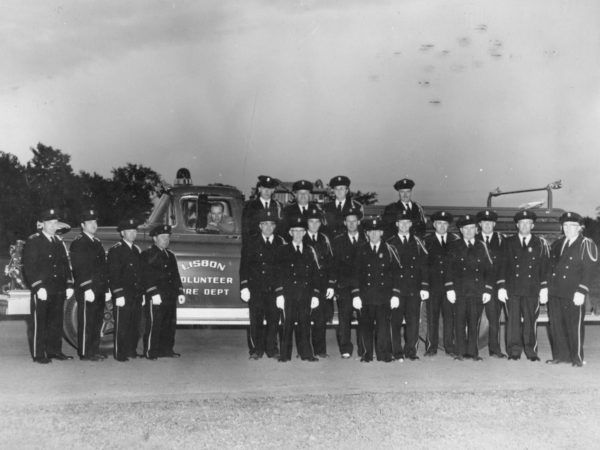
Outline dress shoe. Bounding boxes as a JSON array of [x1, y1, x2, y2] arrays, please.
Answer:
[[380, 357, 393, 363], [407, 355, 420, 361], [360, 357, 372, 363], [490, 352, 507, 359], [34, 357, 52, 364], [528, 356, 540, 362], [508, 355, 521, 361], [278, 357, 290, 363], [80, 355, 100, 361], [472, 356, 483, 361], [341, 353, 351, 359], [424, 350, 437, 357], [545, 359, 562, 364], [164, 352, 181, 358], [572, 361, 583, 367], [301, 356, 319, 362], [146, 355, 158, 361], [393, 355, 405, 361], [463, 355, 473, 360], [249, 354, 260, 360], [94, 353, 107, 360], [454, 355, 464, 361], [266, 352, 280, 359], [317, 353, 329, 358], [48, 353, 73, 360], [115, 356, 129, 362]]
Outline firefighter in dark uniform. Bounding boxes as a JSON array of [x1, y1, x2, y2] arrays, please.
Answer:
[[239, 210, 286, 359], [497, 210, 550, 361], [476, 209, 508, 358], [280, 180, 322, 236], [424, 211, 460, 356], [351, 217, 401, 362], [322, 175, 364, 238], [386, 210, 429, 361], [304, 207, 335, 357], [382, 178, 427, 239], [22, 208, 74, 363], [274, 217, 321, 362], [547, 212, 598, 367], [445, 215, 494, 361], [142, 224, 185, 360], [69, 209, 108, 361], [107, 218, 143, 362], [241, 175, 283, 240], [332, 207, 366, 358]]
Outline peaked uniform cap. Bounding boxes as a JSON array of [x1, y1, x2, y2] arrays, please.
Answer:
[[363, 217, 384, 231], [457, 214, 477, 227], [149, 224, 172, 237], [431, 211, 453, 223], [289, 217, 308, 230], [329, 175, 350, 188], [40, 208, 61, 221], [117, 218, 139, 232], [344, 207, 363, 220], [306, 208, 323, 220], [80, 209, 99, 222], [513, 210, 537, 223], [559, 211, 583, 224], [476, 209, 498, 222], [257, 175, 278, 189], [292, 180, 313, 192], [393, 178, 415, 191], [258, 210, 278, 223], [396, 209, 413, 221]]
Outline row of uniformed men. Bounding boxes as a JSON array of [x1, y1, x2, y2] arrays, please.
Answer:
[[22, 209, 183, 364], [240, 175, 598, 366]]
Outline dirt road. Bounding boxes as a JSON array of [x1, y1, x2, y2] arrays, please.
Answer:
[[1, 319, 599, 448]]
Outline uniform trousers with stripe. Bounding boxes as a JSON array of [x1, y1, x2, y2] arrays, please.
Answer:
[[425, 289, 456, 354], [279, 289, 313, 360], [454, 295, 484, 357], [76, 287, 105, 357], [484, 291, 505, 355], [547, 295, 585, 364], [310, 292, 330, 356], [357, 304, 391, 361], [144, 295, 177, 358], [335, 287, 361, 356], [31, 289, 65, 358], [506, 295, 539, 358], [247, 288, 279, 357], [390, 295, 421, 359], [114, 295, 142, 359]]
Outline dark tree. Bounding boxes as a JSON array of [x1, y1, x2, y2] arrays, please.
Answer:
[[353, 190, 378, 205], [110, 163, 166, 222], [0, 151, 32, 248]]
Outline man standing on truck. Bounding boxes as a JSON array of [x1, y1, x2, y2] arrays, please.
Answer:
[[382, 178, 427, 239], [332, 207, 366, 358], [476, 209, 508, 359], [424, 211, 460, 357], [108, 218, 143, 362], [386, 210, 429, 361], [240, 210, 286, 359], [242, 175, 282, 240], [547, 212, 598, 367], [304, 207, 335, 358], [69, 209, 109, 361], [22, 208, 75, 364], [275, 217, 321, 362], [142, 224, 186, 360], [497, 210, 550, 361], [445, 215, 494, 361], [281, 180, 322, 236], [322, 175, 364, 238]]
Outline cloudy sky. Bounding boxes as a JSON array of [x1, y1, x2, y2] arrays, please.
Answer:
[[1, 0, 599, 216]]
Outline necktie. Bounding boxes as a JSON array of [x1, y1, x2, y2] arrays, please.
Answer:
[[402, 236, 407, 245], [522, 237, 527, 249], [337, 202, 342, 213], [441, 236, 445, 246], [312, 234, 317, 243], [468, 241, 473, 249], [372, 244, 377, 254], [296, 245, 301, 254], [264, 201, 269, 210], [352, 236, 357, 245], [485, 236, 490, 245]]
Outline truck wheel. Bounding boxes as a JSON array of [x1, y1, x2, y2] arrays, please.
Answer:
[[63, 296, 115, 351]]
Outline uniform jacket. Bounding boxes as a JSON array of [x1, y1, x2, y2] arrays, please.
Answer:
[[274, 243, 321, 299], [332, 232, 368, 289], [549, 235, 598, 299], [350, 242, 401, 305], [445, 239, 494, 297], [280, 201, 322, 235], [322, 197, 364, 238], [382, 200, 427, 237], [303, 232, 335, 292], [476, 232, 506, 285], [240, 233, 286, 292], [241, 198, 283, 240], [22, 232, 73, 293], [107, 239, 143, 299], [499, 234, 550, 297], [141, 245, 184, 300], [386, 234, 429, 297], [424, 232, 460, 292], [69, 233, 108, 294]]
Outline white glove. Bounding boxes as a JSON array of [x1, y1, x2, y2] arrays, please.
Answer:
[[178, 294, 186, 304], [482, 293, 491, 304], [105, 292, 112, 301], [390, 296, 400, 309], [446, 290, 456, 304], [311, 297, 319, 309], [573, 292, 585, 306], [539, 288, 548, 305], [37, 288, 48, 301], [142, 297, 146, 307], [326, 288, 335, 299], [152, 294, 162, 305], [84, 289, 95, 302], [420, 290, 429, 301], [115, 297, 125, 307], [276, 295, 285, 310], [352, 296, 362, 310], [240, 288, 251, 302], [66, 288, 74, 299], [498, 288, 508, 303]]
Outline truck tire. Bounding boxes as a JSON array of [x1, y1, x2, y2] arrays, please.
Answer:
[[63, 296, 115, 351]]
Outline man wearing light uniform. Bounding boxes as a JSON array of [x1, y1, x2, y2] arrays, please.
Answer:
[[497, 210, 550, 361], [22, 208, 75, 363], [445, 215, 494, 361], [108, 218, 143, 362], [547, 212, 598, 367], [142, 224, 186, 360], [69, 209, 109, 361]]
